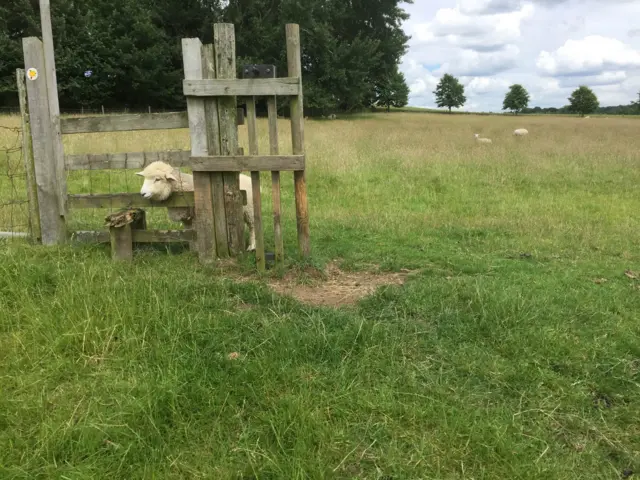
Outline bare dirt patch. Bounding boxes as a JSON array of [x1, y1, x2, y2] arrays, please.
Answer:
[[267, 261, 416, 307]]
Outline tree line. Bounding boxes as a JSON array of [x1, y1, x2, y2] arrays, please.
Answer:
[[0, 0, 412, 114], [433, 73, 640, 116]]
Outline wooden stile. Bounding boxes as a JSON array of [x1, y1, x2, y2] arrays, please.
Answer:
[[183, 78, 300, 97], [286, 24, 311, 258]]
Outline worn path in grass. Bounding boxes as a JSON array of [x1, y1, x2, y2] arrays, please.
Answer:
[[1, 112, 640, 478]]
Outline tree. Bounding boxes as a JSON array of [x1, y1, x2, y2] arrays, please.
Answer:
[[633, 91, 640, 113], [375, 67, 409, 111], [433, 73, 466, 112], [502, 84, 530, 115], [568, 85, 599, 117]]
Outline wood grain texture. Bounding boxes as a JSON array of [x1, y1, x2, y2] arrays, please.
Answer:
[[60, 112, 189, 134], [22, 37, 66, 245], [183, 77, 300, 96], [267, 95, 284, 267], [16, 68, 42, 242], [214, 23, 244, 255], [182, 37, 217, 261], [246, 98, 265, 271], [109, 224, 133, 261], [188, 155, 304, 172], [286, 24, 310, 258], [65, 150, 191, 171], [68, 192, 195, 209]]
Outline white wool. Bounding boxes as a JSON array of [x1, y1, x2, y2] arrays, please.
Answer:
[[513, 128, 529, 136], [135, 161, 256, 251], [474, 133, 492, 144]]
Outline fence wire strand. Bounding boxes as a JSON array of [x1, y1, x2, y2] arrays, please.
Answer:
[[0, 125, 31, 240]]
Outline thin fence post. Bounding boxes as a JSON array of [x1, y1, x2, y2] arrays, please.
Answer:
[[286, 24, 310, 258], [22, 37, 65, 245], [16, 68, 42, 243], [214, 23, 244, 256], [39, 0, 68, 225]]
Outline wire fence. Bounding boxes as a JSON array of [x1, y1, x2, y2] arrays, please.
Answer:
[[0, 124, 31, 240]]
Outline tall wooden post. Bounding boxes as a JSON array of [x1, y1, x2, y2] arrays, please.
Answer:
[[214, 23, 245, 255], [16, 68, 42, 243], [286, 24, 311, 258], [39, 0, 67, 222], [22, 37, 65, 245]]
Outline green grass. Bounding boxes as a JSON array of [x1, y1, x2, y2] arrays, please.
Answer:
[[1, 111, 640, 478]]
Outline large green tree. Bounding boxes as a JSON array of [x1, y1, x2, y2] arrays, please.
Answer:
[[568, 85, 599, 117], [433, 73, 466, 112], [502, 84, 529, 115], [375, 67, 409, 112]]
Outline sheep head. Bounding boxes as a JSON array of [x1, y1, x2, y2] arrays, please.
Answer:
[[135, 161, 180, 202]]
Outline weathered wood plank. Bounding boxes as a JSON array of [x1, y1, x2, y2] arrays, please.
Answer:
[[110, 224, 133, 261], [60, 112, 189, 134], [246, 98, 265, 271], [22, 37, 66, 245], [188, 155, 304, 172], [202, 43, 230, 258], [183, 78, 300, 97], [16, 68, 42, 243], [39, 0, 67, 219], [68, 192, 195, 209], [71, 229, 195, 244], [182, 37, 217, 262], [286, 24, 311, 258], [65, 150, 191, 171], [214, 23, 244, 255], [267, 95, 284, 268]]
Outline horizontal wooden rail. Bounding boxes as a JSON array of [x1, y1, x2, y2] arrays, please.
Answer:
[[61, 112, 189, 134], [68, 190, 246, 209], [188, 154, 305, 172], [71, 229, 195, 243], [65, 150, 191, 171], [183, 78, 300, 97]]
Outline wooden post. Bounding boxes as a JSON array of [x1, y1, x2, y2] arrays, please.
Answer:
[[110, 224, 133, 261], [285, 24, 310, 258], [39, 0, 67, 221], [22, 37, 65, 245], [246, 98, 265, 271], [214, 23, 244, 255], [16, 68, 42, 243], [182, 38, 218, 262], [267, 96, 284, 268], [202, 43, 230, 258]]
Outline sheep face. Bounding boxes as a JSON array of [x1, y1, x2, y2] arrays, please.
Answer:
[[135, 162, 182, 201]]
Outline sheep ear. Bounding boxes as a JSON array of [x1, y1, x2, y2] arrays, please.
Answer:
[[165, 172, 178, 182], [135, 171, 144, 176]]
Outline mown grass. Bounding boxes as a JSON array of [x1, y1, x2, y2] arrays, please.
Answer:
[[1, 111, 640, 479]]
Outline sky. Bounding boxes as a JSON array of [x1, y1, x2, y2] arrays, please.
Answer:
[[398, 0, 640, 112]]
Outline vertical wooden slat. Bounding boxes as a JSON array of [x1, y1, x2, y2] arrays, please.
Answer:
[[22, 37, 65, 245], [202, 43, 229, 258], [110, 225, 133, 261], [246, 98, 265, 271], [267, 96, 284, 267], [214, 23, 244, 255], [182, 38, 217, 262], [16, 68, 42, 243], [39, 0, 67, 220], [285, 23, 311, 258]]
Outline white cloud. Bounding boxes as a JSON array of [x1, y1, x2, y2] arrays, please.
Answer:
[[399, 0, 640, 111], [536, 36, 640, 76]]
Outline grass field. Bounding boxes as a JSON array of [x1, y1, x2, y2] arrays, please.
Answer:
[[1, 111, 640, 479]]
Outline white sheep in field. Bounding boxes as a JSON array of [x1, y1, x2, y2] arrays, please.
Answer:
[[135, 161, 256, 251], [513, 128, 529, 136], [474, 133, 492, 143]]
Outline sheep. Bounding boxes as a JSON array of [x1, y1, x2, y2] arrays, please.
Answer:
[[135, 161, 256, 251], [513, 128, 529, 136], [474, 133, 492, 144]]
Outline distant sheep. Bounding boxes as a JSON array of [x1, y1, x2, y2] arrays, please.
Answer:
[[474, 133, 492, 144], [135, 161, 256, 251], [513, 128, 529, 136]]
